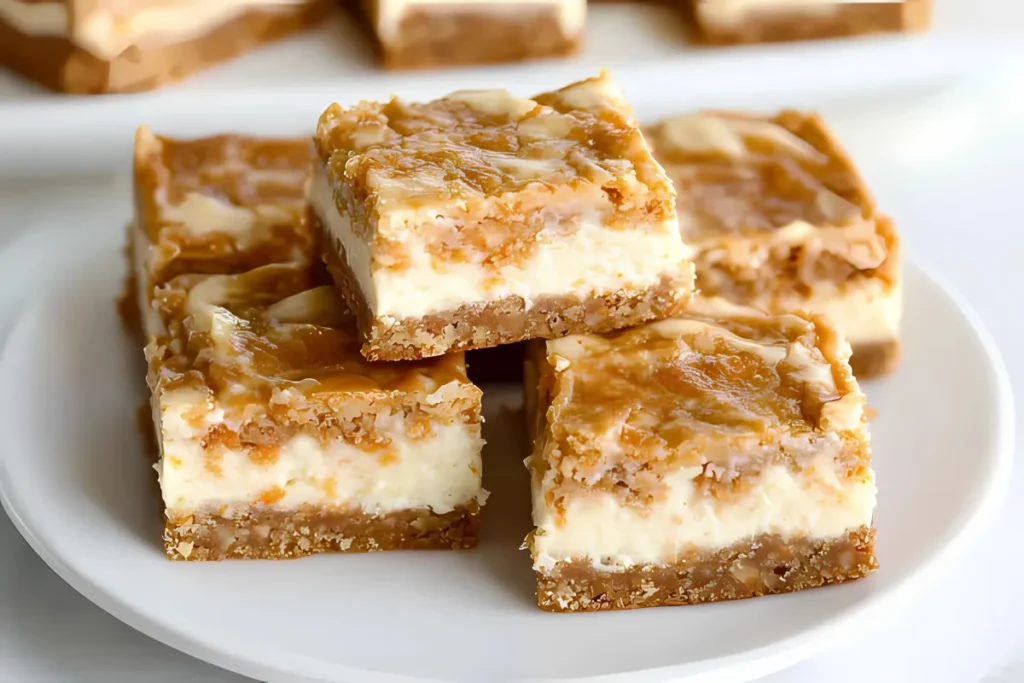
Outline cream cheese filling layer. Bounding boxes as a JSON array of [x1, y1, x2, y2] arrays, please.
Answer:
[[370, 0, 587, 41], [814, 278, 901, 346], [731, 276, 902, 346], [157, 388, 485, 514], [310, 165, 690, 322], [0, 0, 314, 59], [531, 450, 876, 571]]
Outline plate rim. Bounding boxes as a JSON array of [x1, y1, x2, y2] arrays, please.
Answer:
[[0, 255, 1014, 683]]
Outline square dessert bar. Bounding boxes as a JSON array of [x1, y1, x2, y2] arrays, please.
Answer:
[[524, 301, 877, 612], [309, 72, 695, 362], [129, 127, 314, 337], [147, 262, 486, 560], [363, 0, 585, 69], [647, 110, 901, 378], [691, 0, 932, 46], [0, 0, 330, 95]]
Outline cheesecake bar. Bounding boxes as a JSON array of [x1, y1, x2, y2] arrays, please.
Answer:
[[0, 0, 331, 94], [362, 0, 585, 69], [147, 263, 486, 560], [128, 127, 314, 337], [647, 110, 901, 378], [691, 0, 932, 45], [524, 300, 878, 612], [309, 72, 695, 362]]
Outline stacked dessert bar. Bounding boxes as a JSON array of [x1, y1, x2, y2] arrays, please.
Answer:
[[126, 71, 897, 611], [130, 128, 485, 560]]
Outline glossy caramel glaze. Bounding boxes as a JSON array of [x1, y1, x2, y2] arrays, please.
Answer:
[[133, 128, 315, 288], [314, 72, 679, 271], [147, 262, 480, 450], [152, 262, 472, 395], [529, 300, 869, 508], [648, 110, 873, 239], [646, 110, 899, 298]]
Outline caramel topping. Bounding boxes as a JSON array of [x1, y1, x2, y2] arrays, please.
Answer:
[[537, 302, 867, 504], [314, 73, 677, 271], [646, 110, 895, 297], [648, 110, 873, 240], [133, 127, 315, 289], [140, 127, 312, 210], [317, 73, 665, 202], [149, 262, 475, 443], [548, 310, 843, 438]]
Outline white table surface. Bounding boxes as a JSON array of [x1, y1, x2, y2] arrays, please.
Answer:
[[1, 69, 1023, 683]]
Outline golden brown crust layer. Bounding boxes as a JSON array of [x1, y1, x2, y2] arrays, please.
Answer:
[[535, 526, 877, 612], [164, 503, 480, 561], [692, 0, 932, 46], [0, 2, 331, 95], [850, 338, 900, 380], [320, 222, 692, 361], [376, 5, 580, 69]]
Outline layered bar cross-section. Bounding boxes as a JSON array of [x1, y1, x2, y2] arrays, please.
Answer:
[[691, 0, 932, 46], [147, 264, 486, 560], [524, 300, 878, 611], [0, 0, 331, 94], [129, 129, 486, 561], [362, 0, 585, 69], [310, 72, 695, 361], [647, 110, 901, 378]]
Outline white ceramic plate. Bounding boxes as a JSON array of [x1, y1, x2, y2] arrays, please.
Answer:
[[1, 0, 1022, 176], [0, 240, 1013, 683]]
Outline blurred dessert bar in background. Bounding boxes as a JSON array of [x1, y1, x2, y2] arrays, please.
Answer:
[[647, 110, 902, 378], [361, 0, 586, 69], [690, 0, 932, 45], [524, 301, 878, 611], [130, 130, 486, 560], [0, 0, 331, 94], [308, 72, 695, 362], [0, 1, 939, 95]]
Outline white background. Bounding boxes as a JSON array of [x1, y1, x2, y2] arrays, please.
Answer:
[[0, 49, 1023, 683]]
